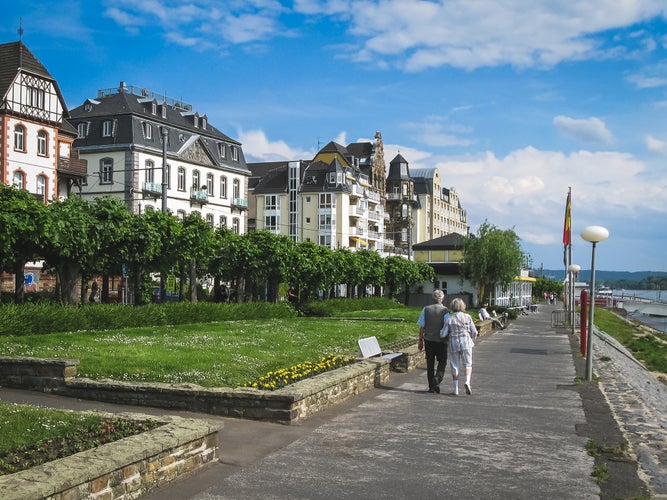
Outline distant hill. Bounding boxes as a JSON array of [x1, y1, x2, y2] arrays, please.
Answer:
[[539, 270, 667, 283]]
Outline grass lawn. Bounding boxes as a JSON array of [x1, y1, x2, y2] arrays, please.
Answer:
[[0, 311, 421, 388]]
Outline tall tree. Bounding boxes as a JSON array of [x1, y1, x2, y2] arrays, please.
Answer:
[[43, 196, 99, 305], [462, 220, 524, 304], [0, 185, 48, 303]]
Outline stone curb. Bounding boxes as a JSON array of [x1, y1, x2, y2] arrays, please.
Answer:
[[0, 413, 218, 500]]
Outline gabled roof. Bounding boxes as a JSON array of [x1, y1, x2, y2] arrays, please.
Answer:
[[412, 233, 466, 250], [0, 41, 53, 97]]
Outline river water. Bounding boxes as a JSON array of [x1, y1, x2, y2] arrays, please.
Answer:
[[613, 289, 667, 334]]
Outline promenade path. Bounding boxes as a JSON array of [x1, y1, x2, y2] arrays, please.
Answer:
[[2, 303, 660, 499]]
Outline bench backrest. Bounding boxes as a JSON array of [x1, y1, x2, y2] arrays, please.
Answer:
[[358, 336, 382, 358]]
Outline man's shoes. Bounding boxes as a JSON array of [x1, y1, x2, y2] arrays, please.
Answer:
[[436, 374, 444, 384], [464, 383, 472, 395], [434, 385, 440, 394], [428, 388, 435, 393]]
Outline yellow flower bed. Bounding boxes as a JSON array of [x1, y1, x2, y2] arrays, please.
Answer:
[[244, 354, 357, 391]]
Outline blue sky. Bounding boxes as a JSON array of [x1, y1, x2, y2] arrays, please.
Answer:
[[5, 0, 667, 273]]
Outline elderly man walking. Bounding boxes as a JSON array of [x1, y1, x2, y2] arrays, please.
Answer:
[[417, 290, 449, 393]]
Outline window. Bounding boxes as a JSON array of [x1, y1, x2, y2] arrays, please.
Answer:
[[319, 234, 332, 247], [207, 173, 214, 195], [143, 122, 152, 140], [218, 143, 226, 158], [102, 120, 113, 137], [319, 193, 333, 209], [305, 196, 311, 203], [193, 170, 201, 190], [177, 167, 186, 191], [265, 215, 278, 232], [264, 195, 279, 210], [440, 281, 448, 294], [402, 183, 408, 196], [232, 218, 240, 234], [151, 102, 157, 115], [14, 125, 25, 151], [161, 105, 167, 118], [401, 203, 409, 218], [233, 178, 240, 199], [231, 146, 238, 161], [220, 176, 227, 198], [100, 158, 113, 184], [36, 175, 46, 199], [37, 130, 48, 156], [145, 160, 155, 183], [201, 117, 207, 129], [13, 171, 25, 189], [28, 86, 45, 109], [206, 213, 214, 227], [219, 215, 227, 228], [177, 210, 186, 220], [319, 213, 332, 229], [305, 217, 311, 224], [77, 122, 88, 138]]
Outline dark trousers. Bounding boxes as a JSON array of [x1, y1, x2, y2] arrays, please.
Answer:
[[424, 339, 448, 390]]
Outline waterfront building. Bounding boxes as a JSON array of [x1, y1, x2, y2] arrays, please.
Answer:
[[248, 133, 390, 253], [0, 41, 87, 294], [68, 82, 250, 231]]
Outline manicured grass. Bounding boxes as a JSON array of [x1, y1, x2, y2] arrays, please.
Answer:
[[0, 313, 419, 388], [0, 401, 158, 475]]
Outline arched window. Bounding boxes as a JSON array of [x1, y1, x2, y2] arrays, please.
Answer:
[[207, 173, 214, 195], [145, 160, 155, 183], [37, 130, 48, 156], [14, 125, 25, 151], [36, 175, 47, 200], [232, 217, 240, 234], [220, 176, 227, 198], [13, 171, 25, 189], [100, 158, 113, 184], [233, 178, 240, 199], [177, 167, 186, 191], [192, 170, 201, 190]]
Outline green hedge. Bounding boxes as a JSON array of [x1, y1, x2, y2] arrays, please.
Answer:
[[0, 301, 297, 336], [300, 297, 404, 317]]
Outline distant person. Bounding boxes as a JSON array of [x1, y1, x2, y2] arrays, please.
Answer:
[[220, 284, 229, 303], [287, 284, 298, 306], [479, 303, 506, 330], [417, 290, 449, 393], [441, 298, 478, 396], [89, 280, 98, 303]]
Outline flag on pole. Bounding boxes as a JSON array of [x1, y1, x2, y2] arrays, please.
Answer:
[[563, 190, 571, 267]]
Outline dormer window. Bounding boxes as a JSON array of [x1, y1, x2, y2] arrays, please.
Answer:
[[151, 102, 157, 115], [161, 105, 167, 118], [201, 117, 207, 129], [102, 120, 113, 137], [143, 122, 153, 140], [77, 122, 88, 138], [231, 146, 238, 161], [84, 102, 93, 112], [217, 143, 226, 158]]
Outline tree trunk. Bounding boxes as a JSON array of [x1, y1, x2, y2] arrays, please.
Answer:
[[58, 261, 81, 306], [12, 261, 26, 304], [189, 258, 197, 303]]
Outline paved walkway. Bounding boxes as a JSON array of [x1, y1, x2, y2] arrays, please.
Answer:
[[3, 303, 658, 499]]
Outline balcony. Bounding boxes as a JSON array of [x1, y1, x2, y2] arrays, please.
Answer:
[[190, 188, 209, 204], [348, 205, 366, 218], [232, 197, 248, 210], [365, 190, 380, 202], [142, 181, 163, 198]]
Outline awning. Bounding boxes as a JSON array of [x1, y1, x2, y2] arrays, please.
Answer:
[[352, 236, 368, 246], [514, 276, 537, 282]]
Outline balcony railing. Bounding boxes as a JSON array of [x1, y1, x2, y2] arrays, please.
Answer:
[[190, 188, 209, 203], [232, 197, 248, 209], [143, 181, 162, 197]]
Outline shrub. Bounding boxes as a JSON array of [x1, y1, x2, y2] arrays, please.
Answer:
[[300, 297, 403, 317]]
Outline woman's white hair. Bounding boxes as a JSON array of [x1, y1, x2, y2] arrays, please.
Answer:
[[449, 297, 466, 312]]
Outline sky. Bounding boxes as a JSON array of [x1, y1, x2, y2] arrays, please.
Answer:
[[4, 0, 667, 273]]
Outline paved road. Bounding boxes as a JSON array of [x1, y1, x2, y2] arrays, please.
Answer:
[[1, 304, 606, 499]]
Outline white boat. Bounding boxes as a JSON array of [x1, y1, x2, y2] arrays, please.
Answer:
[[597, 286, 613, 296]]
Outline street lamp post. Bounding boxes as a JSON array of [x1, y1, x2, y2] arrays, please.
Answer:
[[568, 264, 581, 335], [580, 226, 609, 381]]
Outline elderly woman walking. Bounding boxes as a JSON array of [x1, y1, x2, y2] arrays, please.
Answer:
[[440, 298, 478, 395]]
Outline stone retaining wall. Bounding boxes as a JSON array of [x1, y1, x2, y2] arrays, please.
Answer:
[[0, 346, 424, 424], [0, 415, 217, 500]]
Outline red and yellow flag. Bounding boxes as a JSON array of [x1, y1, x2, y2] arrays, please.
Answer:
[[563, 191, 571, 246]]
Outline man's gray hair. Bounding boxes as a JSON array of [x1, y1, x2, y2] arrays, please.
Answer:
[[432, 289, 444, 303]]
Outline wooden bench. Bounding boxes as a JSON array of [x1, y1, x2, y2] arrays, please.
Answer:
[[358, 336, 403, 361]]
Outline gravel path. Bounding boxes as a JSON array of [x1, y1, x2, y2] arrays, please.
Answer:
[[591, 327, 667, 498]]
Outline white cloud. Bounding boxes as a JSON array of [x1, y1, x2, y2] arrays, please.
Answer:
[[645, 135, 667, 154], [553, 116, 615, 146], [238, 129, 314, 161]]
